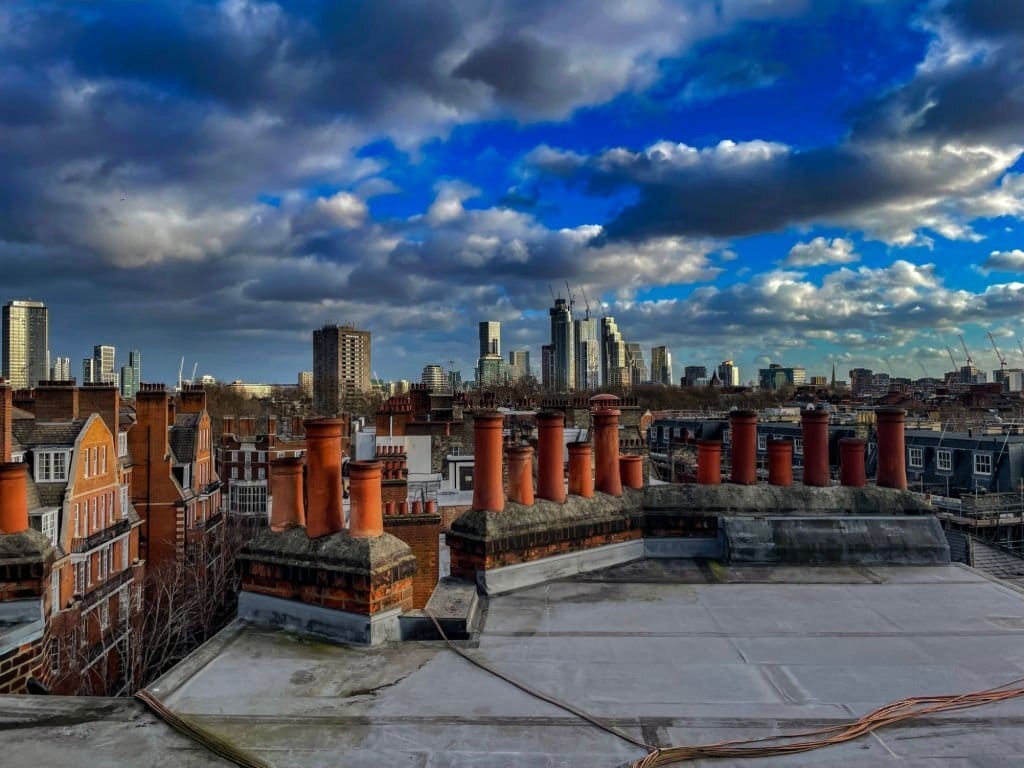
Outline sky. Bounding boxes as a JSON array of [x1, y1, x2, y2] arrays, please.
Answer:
[[2, 0, 1024, 386]]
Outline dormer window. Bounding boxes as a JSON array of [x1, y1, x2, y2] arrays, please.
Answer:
[[35, 450, 69, 482]]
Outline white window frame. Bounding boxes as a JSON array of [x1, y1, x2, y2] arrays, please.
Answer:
[[908, 447, 924, 469], [723, 429, 732, 445], [120, 485, 129, 519], [973, 452, 992, 476], [35, 450, 69, 482], [118, 431, 128, 457], [100, 445, 107, 474], [936, 448, 952, 473], [257, 468, 265, 481], [83, 447, 90, 478], [757, 434, 767, 451], [51, 570, 60, 616], [231, 467, 238, 480], [794, 438, 803, 456]]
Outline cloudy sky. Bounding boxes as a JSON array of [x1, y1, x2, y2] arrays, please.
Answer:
[[3, 0, 1024, 385]]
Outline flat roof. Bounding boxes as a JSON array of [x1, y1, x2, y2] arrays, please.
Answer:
[[6, 560, 1021, 766]]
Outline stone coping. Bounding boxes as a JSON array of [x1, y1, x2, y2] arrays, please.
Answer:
[[238, 526, 415, 575]]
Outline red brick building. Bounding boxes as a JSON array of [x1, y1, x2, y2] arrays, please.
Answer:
[[0, 380, 145, 695], [128, 384, 223, 578]]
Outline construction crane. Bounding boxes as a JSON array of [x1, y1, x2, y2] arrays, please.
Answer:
[[177, 357, 185, 390], [1018, 339, 1024, 365], [564, 280, 576, 314], [944, 344, 958, 371], [580, 286, 592, 320], [918, 361, 930, 379], [959, 334, 974, 368], [987, 331, 1008, 377], [190, 362, 198, 384]]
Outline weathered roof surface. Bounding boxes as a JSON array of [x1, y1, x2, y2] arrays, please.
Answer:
[[169, 413, 198, 462], [11, 419, 86, 447], [49, 561, 1024, 767]]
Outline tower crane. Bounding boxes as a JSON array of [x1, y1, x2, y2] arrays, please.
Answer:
[[918, 361, 930, 379], [987, 331, 1008, 377], [190, 362, 198, 384], [1018, 340, 1024, 365], [177, 357, 185, 390], [580, 286, 592, 320], [958, 334, 974, 368], [944, 344, 958, 371], [564, 280, 576, 314]]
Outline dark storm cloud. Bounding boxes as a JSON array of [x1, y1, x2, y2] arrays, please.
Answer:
[[453, 35, 579, 113]]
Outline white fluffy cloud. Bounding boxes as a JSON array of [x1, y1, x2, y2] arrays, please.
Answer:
[[982, 249, 1024, 272], [784, 237, 857, 266]]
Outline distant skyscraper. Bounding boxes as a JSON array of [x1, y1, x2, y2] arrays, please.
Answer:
[[717, 360, 740, 387], [573, 316, 599, 390], [92, 345, 116, 385], [508, 350, 531, 382], [683, 365, 708, 387], [848, 368, 873, 396], [421, 364, 445, 390], [313, 324, 372, 415], [298, 370, 313, 398], [600, 317, 626, 388], [479, 321, 501, 358], [759, 364, 806, 390], [119, 365, 134, 399], [549, 298, 574, 392], [625, 343, 645, 387], [541, 344, 554, 390], [2, 299, 49, 389], [651, 347, 673, 385], [476, 321, 504, 388], [82, 358, 95, 385], [50, 356, 71, 381], [129, 350, 142, 396]]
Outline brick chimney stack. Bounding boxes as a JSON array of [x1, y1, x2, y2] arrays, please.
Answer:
[[875, 408, 908, 489], [32, 380, 79, 422], [840, 437, 866, 487], [697, 440, 722, 485], [178, 383, 207, 414], [768, 439, 793, 487], [78, 383, 119, 437]]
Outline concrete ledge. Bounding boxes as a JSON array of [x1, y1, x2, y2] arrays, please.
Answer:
[[477, 539, 645, 595], [400, 577, 481, 640], [644, 483, 933, 515], [644, 537, 723, 559], [237, 591, 402, 646], [722, 515, 951, 565]]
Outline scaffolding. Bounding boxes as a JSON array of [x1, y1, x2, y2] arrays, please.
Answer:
[[934, 490, 1024, 555]]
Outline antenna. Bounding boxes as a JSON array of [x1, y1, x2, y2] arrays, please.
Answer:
[[958, 334, 974, 367]]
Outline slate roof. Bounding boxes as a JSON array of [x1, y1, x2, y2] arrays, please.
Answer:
[[169, 413, 198, 463], [969, 538, 1024, 580], [11, 419, 86, 448]]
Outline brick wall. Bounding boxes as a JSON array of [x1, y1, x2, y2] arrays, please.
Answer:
[[242, 559, 414, 614], [0, 638, 44, 694], [384, 514, 440, 608], [439, 504, 470, 531]]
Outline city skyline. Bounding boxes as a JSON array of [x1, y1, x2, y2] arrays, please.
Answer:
[[1, 2, 1023, 384]]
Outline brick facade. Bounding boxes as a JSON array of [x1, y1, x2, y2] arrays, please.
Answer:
[[383, 513, 440, 608]]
